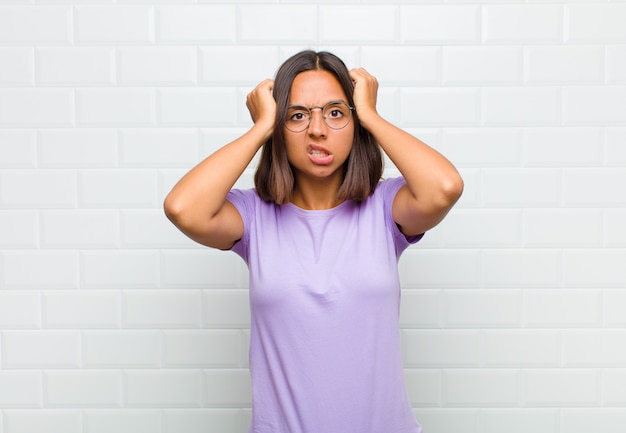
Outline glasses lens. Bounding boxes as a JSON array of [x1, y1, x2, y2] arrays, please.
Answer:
[[286, 106, 310, 132], [323, 102, 351, 130]]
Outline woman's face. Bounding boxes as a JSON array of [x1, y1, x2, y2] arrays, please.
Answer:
[[284, 70, 354, 184]]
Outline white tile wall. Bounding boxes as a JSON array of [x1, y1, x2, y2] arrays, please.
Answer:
[[0, 1, 625, 433]]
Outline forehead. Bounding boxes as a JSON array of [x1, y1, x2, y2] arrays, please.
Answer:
[[288, 70, 348, 105]]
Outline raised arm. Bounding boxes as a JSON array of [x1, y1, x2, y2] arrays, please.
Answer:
[[349, 68, 463, 237], [163, 79, 276, 249]]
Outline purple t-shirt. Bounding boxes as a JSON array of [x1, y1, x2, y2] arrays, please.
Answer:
[[227, 177, 423, 433]]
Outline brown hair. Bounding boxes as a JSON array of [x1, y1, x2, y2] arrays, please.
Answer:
[[254, 50, 383, 204]]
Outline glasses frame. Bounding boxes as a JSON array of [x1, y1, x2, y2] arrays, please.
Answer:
[[285, 100, 354, 133]]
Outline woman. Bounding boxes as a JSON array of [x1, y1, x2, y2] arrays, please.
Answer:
[[164, 50, 463, 433]]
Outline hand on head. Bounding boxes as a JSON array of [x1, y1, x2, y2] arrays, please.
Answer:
[[246, 78, 277, 130], [349, 68, 379, 122]]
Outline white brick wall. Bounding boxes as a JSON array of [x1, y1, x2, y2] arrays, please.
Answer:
[[0, 1, 625, 432]]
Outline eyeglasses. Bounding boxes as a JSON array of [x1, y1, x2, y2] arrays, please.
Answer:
[[285, 101, 354, 133]]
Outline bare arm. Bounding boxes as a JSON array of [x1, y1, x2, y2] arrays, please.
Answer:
[[349, 68, 464, 237], [163, 79, 276, 249]]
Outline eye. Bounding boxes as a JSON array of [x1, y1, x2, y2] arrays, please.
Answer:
[[287, 107, 309, 122], [325, 103, 348, 119]]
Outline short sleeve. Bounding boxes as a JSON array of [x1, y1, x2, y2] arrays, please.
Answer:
[[226, 188, 257, 262], [379, 177, 424, 256]]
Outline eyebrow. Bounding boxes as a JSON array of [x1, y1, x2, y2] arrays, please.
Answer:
[[287, 99, 349, 108]]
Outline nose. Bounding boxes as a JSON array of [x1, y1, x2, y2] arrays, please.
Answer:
[[307, 108, 327, 137]]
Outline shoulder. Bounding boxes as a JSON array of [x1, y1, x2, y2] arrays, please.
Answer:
[[372, 177, 407, 202]]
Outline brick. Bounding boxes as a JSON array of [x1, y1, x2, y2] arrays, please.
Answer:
[[0, 169, 76, 209], [76, 89, 155, 126], [399, 289, 442, 328], [368, 47, 442, 84], [481, 409, 559, 433], [80, 251, 159, 289], [0, 210, 38, 248], [40, 210, 120, 248], [483, 250, 561, 288], [400, 250, 481, 289], [126, 370, 203, 407], [444, 370, 519, 406], [483, 330, 560, 367], [566, 4, 626, 42], [118, 47, 197, 85], [121, 210, 197, 248], [36, 48, 115, 86], [524, 289, 602, 328], [75, 6, 153, 44], [44, 371, 123, 407], [443, 47, 522, 85], [3, 331, 80, 368], [161, 250, 248, 289], [607, 45, 626, 84], [38, 129, 117, 168], [563, 168, 626, 207], [43, 291, 121, 329], [84, 410, 161, 433], [483, 168, 560, 207], [0, 6, 71, 44], [0, 129, 37, 168], [158, 88, 238, 127], [522, 369, 599, 406], [205, 369, 251, 407], [157, 5, 236, 43], [605, 210, 626, 247], [0, 251, 79, 289], [404, 369, 442, 407], [0, 89, 74, 127], [445, 290, 522, 328], [200, 128, 259, 170], [606, 128, 626, 167], [564, 86, 626, 125], [119, 128, 199, 167], [200, 46, 280, 84], [483, 5, 562, 44], [0, 48, 33, 85], [605, 290, 626, 327], [239, 5, 315, 43], [522, 127, 603, 167], [402, 330, 481, 367], [400, 88, 480, 127], [525, 46, 604, 84], [320, 6, 396, 43], [163, 409, 249, 433], [78, 169, 158, 208], [0, 291, 40, 329], [563, 330, 626, 367], [163, 330, 245, 368], [438, 210, 522, 248], [603, 370, 626, 406], [561, 409, 626, 433], [203, 290, 250, 329], [414, 409, 480, 433], [524, 209, 603, 247], [82, 331, 160, 368], [3, 410, 82, 433], [0, 372, 42, 407], [482, 87, 561, 126], [443, 128, 522, 167], [124, 290, 203, 328], [401, 6, 481, 44], [564, 249, 626, 288]]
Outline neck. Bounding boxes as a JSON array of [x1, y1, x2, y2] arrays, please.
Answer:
[[290, 176, 344, 210]]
